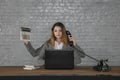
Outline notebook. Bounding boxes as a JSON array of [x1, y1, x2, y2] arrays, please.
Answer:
[[45, 50, 74, 69]]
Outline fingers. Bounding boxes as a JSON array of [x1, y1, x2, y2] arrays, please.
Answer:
[[24, 41, 29, 45], [68, 35, 76, 46], [68, 35, 75, 41]]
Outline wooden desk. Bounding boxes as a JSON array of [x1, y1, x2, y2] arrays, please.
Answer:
[[0, 66, 120, 76], [0, 66, 120, 80]]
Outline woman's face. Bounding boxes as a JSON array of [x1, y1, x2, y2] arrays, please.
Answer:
[[53, 26, 62, 39]]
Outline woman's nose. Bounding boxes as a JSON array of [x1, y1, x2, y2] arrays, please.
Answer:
[[57, 32, 60, 34]]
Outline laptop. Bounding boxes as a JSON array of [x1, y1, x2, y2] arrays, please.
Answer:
[[45, 50, 74, 69]]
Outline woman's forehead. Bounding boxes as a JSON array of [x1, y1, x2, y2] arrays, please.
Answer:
[[54, 26, 62, 30]]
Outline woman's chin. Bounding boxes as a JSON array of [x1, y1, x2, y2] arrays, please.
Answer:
[[56, 37, 62, 39]]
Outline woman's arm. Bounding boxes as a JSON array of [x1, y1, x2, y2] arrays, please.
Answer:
[[68, 35, 85, 58], [74, 44, 85, 58], [24, 41, 44, 57]]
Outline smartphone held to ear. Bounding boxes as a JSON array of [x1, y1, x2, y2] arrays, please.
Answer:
[[20, 27, 31, 41]]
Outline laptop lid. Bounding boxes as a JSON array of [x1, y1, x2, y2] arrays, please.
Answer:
[[45, 50, 74, 69]]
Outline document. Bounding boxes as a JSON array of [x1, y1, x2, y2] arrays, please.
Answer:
[[23, 65, 40, 70]]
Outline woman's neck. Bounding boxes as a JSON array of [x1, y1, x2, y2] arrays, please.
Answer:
[[56, 39, 62, 44]]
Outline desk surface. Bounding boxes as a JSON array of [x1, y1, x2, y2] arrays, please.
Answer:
[[0, 66, 120, 76]]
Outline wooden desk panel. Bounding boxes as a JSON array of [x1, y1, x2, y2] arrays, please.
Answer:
[[0, 66, 120, 76]]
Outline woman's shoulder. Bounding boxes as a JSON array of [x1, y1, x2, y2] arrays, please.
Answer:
[[42, 40, 53, 49], [42, 40, 52, 47], [42, 40, 49, 45]]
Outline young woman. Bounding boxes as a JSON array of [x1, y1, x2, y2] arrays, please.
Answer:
[[24, 22, 85, 65]]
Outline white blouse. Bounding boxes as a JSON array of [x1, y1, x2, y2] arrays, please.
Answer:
[[54, 41, 63, 49]]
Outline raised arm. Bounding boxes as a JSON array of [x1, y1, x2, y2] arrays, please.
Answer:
[[24, 41, 44, 57]]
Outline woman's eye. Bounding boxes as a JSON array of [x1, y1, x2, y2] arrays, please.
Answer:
[[59, 30, 62, 32], [54, 30, 57, 32]]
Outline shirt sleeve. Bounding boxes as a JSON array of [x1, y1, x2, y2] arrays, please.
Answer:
[[24, 42, 44, 57], [74, 44, 85, 58]]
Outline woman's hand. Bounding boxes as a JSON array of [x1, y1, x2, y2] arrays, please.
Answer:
[[68, 35, 76, 46], [24, 41, 29, 45], [20, 32, 29, 45]]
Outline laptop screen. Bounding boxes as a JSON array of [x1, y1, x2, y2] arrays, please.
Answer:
[[45, 50, 74, 69]]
